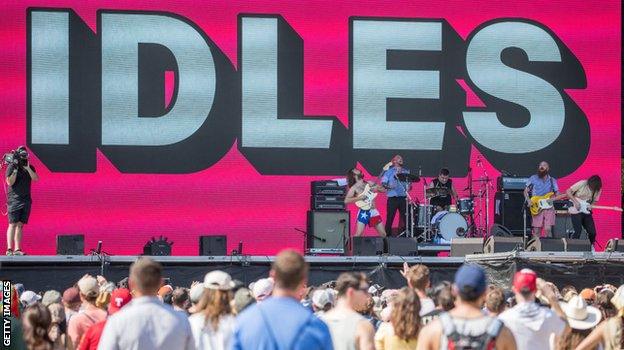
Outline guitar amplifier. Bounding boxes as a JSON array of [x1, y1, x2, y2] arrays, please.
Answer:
[[497, 176, 530, 192], [311, 195, 345, 210], [311, 180, 347, 196]]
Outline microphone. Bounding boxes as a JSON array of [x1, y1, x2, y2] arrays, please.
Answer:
[[238, 241, 243, 255], [418, 166, 422, 178], [96, 241, 102, 255]]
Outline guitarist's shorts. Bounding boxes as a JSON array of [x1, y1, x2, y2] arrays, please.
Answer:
[[357, 209, 382, 227], [532, 208, 555, 228]]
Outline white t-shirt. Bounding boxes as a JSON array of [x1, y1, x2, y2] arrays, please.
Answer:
[[420, 297, 436, 316], [498, 302, 566, 350], [188, 313, 236, 350]]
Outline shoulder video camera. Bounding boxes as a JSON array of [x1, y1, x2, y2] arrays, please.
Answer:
[[3, 146, 29, 167]]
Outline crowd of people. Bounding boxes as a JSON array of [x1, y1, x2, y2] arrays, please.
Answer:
[[4, 249, 624, 350]]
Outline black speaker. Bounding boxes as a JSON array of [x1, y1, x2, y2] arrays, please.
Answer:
[[450, 238, 483, 257], [352, 237, 384, 256], [494, 192, 530, 234], [483, 236, 523, 254], [606, 239, 624, 252], [489, 224, 513, 237], [386, 237, 418, 256], [552, 214, 586, 239], [563, 238, 591, 252], [56, 235, 84, 255], [526, 237, 565, 252], [199, 236, 227, 256], [307, 211, 349, 252]]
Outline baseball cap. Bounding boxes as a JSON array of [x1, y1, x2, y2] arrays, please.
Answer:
[[580, 288, 596, 301], [234, 288, 255, 313], [454, 264, 487, 298], [204, 271, 236, 290], [189, 283, 206, 304], [108, 288, 132, 314], [312, 289, 335, 309], [20, 291, 41, 306], [513, 269, 537, 293], [77, 275, 99, 298], [41, 290, 62, 307], [62, 287, 80, 305], [251, 278, 274, 300]]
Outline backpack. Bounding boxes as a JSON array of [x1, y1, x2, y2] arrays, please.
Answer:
[[439, 312, 503, 350]]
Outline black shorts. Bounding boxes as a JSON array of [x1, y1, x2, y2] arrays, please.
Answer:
[[8, 202, 32, 224]]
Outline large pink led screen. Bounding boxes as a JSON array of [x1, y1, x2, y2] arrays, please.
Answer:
[[0, 1, 620, 255]]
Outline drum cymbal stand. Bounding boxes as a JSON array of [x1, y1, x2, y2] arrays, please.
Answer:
[[476, 157, 493, 236], [395, 173, 415, 238]]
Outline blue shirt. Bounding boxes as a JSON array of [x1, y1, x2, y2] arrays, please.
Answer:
[[381, 167, 410, 197], [232, 296, 334, 350], [526, 175, 559, 196]]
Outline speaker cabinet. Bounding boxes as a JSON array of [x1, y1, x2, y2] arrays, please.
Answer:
[[483, 236, 523, 254], [450, 238, 484, 257], [494, 192, 530, 234], [606, 239, 624, 252], [526, 237, 565, 252], [563, 238, 591, 252], [352, 237, 384, 256], [199, 235, 227, 256], [56, 235, 84, 255], [552, 214, 587, 239], [306, 211, 349, 253], [386, 237, 418, 256]]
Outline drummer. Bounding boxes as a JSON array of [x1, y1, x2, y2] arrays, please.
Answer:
[[428, 168, 459, 212]]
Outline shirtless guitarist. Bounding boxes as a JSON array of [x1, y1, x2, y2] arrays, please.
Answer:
[[344, 168, 387, 238]]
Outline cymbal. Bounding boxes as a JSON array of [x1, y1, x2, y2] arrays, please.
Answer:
[[396, 173, 420, 183], [426, 187, 449, 197]]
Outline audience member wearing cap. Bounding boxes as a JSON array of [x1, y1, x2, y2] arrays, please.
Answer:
[[577, 284, 624, 350], [498, 269, 566, 350], [311, 288, 335, 315], [62, 287, 81, 324], [42, 290, 61, 307], [20, 290, 41, 307], [98, 257, 195, 350], [232, 288, 255, 315], [556, 294, 601, 349], [48, 302, 73, 350], [188, 282, 206, 314], [417, 264, 516, 350], [78, 288, 132, 350], [233, 250, 333, 350], [375, 287, 421, 350], [251, 277, 274, 302], [67, 275, 107, 345], [189, 270, 237, 350]]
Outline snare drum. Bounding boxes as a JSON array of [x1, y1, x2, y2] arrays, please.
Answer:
[[458, 198, 474, 214], [432, 212, 468, 241]]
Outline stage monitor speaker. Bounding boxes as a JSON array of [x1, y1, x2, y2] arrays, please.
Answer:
[[450, 238, 483, 257], [386, 237, 418, 256], [483, 236, 523, 254], [56, 234, 85, 255], [494, 192, 530, 234], [352, 237, 384, 256], [199, 235, 227, 256], [489, 224, 513, 237], [526, 237, 565, 252], [307, 211, 349, 252], [606, 239, 624, 252], [563, 238, 591, 252]]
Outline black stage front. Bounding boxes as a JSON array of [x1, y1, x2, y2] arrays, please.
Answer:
[[2, 252, 624, 292]]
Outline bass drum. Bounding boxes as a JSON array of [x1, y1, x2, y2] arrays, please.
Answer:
[[434, 212, 468, 241]]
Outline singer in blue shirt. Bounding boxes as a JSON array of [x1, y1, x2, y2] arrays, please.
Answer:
[[381, 155, 411, 236]]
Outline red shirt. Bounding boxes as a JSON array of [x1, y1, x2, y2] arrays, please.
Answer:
[[78, 320, 106, 350]]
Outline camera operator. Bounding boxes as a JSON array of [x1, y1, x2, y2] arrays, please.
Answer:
[[5, 146, 38, 256]]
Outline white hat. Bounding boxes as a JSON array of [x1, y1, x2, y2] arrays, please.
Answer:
[[560, 295, 602, 330], [251, 278, 274, 301], [203, 271, 236, 290], [189, 283, 206, 304], [20, 290, 41, 306], [611, 285, 624, 312], [312, 289, 335, 309], [77, 275, 99, 298]]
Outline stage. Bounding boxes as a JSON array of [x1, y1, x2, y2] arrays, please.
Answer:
[[3, 251, 624, 292]]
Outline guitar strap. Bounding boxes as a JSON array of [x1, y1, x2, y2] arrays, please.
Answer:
[[548, 176, 555, 194]]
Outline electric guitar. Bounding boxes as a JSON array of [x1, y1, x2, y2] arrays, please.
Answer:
[[529, 192, 555, 216], [355, 184, 378, 210], [568, 198, 623, 215]]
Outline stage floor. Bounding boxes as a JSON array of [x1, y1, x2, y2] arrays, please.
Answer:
[[2, 252, 624, 292]]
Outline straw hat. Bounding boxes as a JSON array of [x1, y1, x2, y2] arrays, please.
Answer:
[[560, 295, 602, 330]]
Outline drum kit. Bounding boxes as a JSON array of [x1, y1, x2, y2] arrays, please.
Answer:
[[397, 162, 493, 244]]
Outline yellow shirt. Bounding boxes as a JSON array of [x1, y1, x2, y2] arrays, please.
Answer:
[[374, 322, 418, 350], [569, 180, 601, 203]]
